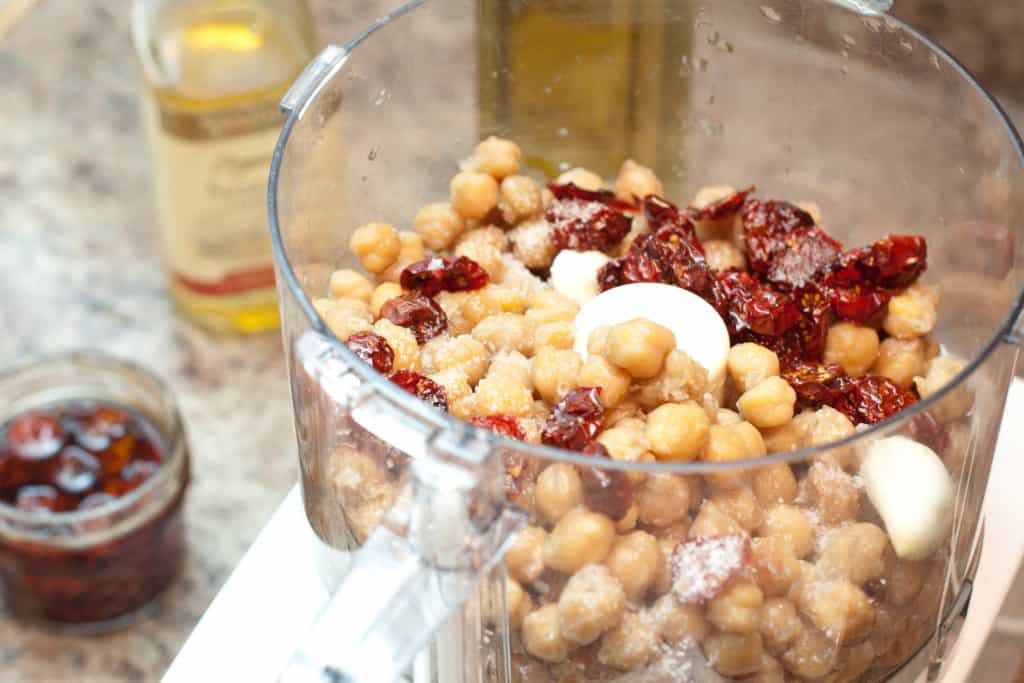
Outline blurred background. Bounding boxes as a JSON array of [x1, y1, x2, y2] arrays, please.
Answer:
[[0, 0, 1022, 681]]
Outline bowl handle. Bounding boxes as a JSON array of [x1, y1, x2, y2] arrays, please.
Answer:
[[279, 332, 526, 683]]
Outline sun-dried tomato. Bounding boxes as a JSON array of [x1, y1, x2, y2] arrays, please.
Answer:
[[379, 293, 448, 344], [741, 200, 842, 290], [671, 534, 750, 605], [469, 414, 526, 441], [387, 370, 448, 411], [716, 271, 801, 338], [826, 283, 892, 323], [782, 361, 854, 410], [834, 376, 917, 425], [546, 183, 633, 253], [399, 256, 489, 297], [541, 387, 603, 452], [687, 186, 756, 221], [645, 196, 702, 251], [345, 331, 395, 374], [576, 441, 633, 521]]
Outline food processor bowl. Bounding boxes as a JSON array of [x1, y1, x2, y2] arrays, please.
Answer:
[[268, 1, 1024, 681]]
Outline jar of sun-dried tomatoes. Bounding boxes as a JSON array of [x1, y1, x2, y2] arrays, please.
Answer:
[[0, 352, 190, 633]]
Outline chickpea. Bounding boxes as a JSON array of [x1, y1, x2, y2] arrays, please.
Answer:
[[871, 337, 925, 388], [531, 348, 582, 404], [369, 281, 405, 317], [604, 531, 660, 602], [707, 582, 764, 634], [750, 536, 801, 596], [451, 171, 500, 220], [837, 640, 877, 681], [506, 578, 532, 629], [597, 422, 654, 485], [758, 506, 814, 559], [794, 405, 856, 469], [736, 377, 796, 429], [760, 598, 802, 654], [471, 136, 521, 178], [646, 594, 708, 644], [808, 460, 860, 525], [586, 325, 613, 357], [614, 159, 663, 203], [752, 464, 798, 506], [749, 654, 786, 683], [727, 343, 781, 394], [474, 371, 534, 417], [471, 313, 533, 356], [731, 421, 767, 458], [704, 239, 747, 272], [430, 368, 474, 419], [796, 200, 823, 225], [488, 350, 532, 386], [781, 628, 838, 679], [533, 321, 575, 351], [702, 425, 748, 490], [428, 334, 490, 386], [693, 184, 736, 210], [711, 487, 762, 531], [634, 349, 709, 410], [322, 299, 373, 340], [557, 564, 626, 645], [716, 408, 743, 426], [544, 507, 616, 573], [761, 423, 799, 455], [884, 284, 938, 339], [349, 222, 401, 274], [509, 219, 557, 270], [455, 229, 506, 282], [414, 202, 466, 251], [507, 525, 547, 584], [328, 269, 373, 302], [635, 473, 691, 527], [646, 402, 710, 462], [378, 231, 428, 283], [817, 522, 889, 585], [797, 580, 874, 644], [704, 631, 764, 678], [689, 500, 746, 538], [824, 322, 880, 377], [597, 612, 658, 671], [330, 449, 398, 541], [576, 355, 631, 409], [499, 175, 544, 224], [604, 319, 676, 379], [534, 464, 583, 524], [521, 604, 571, 663], [916, 356, 971, 420], [371, 319, 420, 370], [525, 305, 577, 328], [528, 287, 578, 312], [556, 167, 604, 191]]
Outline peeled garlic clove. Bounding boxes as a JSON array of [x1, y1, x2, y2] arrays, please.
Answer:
[[548, 250, 611, 306], [861, 435, 955, 561], [572, 282, 730, 395]]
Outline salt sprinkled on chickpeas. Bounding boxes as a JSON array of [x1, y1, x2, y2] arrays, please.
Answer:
[[413, 202, 466, 251], [557, 564, 626, 645]]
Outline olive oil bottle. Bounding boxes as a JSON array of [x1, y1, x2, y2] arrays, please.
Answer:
[[133, 0, 318, 334], [477, 0, 694, 183]]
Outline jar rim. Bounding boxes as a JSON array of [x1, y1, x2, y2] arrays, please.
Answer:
[[0, 350, 188, 528]]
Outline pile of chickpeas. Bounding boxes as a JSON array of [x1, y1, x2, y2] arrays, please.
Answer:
[[319, 136, 971, 682]]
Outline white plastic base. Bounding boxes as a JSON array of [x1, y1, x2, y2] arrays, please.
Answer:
[[163, 381, 1024, 683]]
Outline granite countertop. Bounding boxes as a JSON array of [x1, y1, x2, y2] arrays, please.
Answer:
[[1, 1, 1023, 682]]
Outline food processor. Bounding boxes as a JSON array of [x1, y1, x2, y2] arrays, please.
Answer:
[[267, 0, 1024, 681]]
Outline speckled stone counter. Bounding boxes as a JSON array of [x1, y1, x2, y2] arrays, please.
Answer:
[[1, 1, 1023, 682]]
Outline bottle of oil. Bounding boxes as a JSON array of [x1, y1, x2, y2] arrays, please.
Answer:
[[133, 0, 318, 334], [477, 0, 693, 186]]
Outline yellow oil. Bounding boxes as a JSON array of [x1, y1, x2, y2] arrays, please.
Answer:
[[136, 0, 318, 334], [477, 0, 692, 184]]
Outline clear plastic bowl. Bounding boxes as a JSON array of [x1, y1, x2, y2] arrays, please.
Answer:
[[268, 1, 1024, 681]]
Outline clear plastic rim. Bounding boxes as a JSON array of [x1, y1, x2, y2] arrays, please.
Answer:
[[267, 0, 1024, 475], [0, 350, 188, 528]]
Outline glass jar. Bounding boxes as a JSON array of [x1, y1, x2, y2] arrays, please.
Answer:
[[0, 353, 190, 633]]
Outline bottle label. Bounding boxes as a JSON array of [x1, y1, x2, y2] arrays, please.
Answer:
[[142, 92, 282, 297]]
